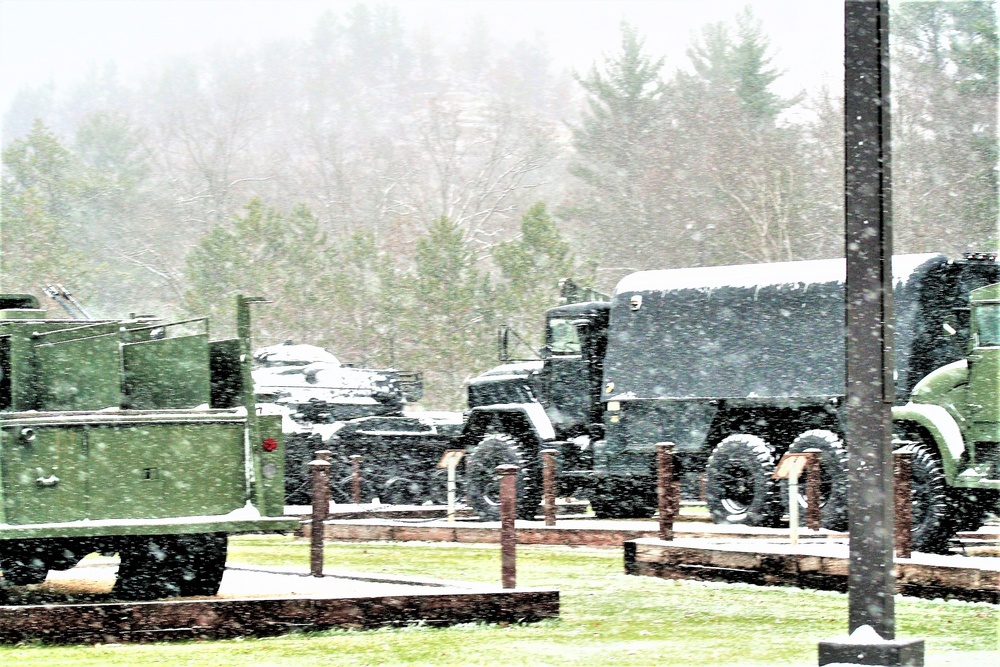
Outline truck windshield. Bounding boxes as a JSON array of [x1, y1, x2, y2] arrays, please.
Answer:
[[548, 318, 582, 355], [975, 304, 1000, 347]]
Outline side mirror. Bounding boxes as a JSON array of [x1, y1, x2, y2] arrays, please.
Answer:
[[942, 315, 958, 336]]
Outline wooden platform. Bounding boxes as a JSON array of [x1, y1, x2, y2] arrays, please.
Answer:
[[304, 515, 998, 603], [308, 517, 846, 549], [624, 538, 999, 603], [0, 562, 558, 644]]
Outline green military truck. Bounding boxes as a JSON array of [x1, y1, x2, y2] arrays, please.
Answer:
[[457, 252, 998, 552], [0, 294, 297, 599], [891, 281, 1000, 551]]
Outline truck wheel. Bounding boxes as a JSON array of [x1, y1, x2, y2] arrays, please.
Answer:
[[283, 432, 324, 505], [426, 467, 454, 506], [894, 440, 955, 554], [465, 434, 540, 521], [705, 434, 783, 527], [785, 429, 849, 531], [382, 476, 423, 506], [173, 533, 228, 597], [950, 488, 999, 532], [0, 554, 49, 586], [112, 535, 184, 600]]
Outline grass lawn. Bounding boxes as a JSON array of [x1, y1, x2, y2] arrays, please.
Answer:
[[0, 535, 995, 666]]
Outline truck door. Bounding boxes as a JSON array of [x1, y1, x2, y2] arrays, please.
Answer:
[[544, 316, 592, 429], [968, 288, 1000, 433]]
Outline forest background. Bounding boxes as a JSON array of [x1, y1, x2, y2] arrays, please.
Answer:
[[1, 1, 997, 408]]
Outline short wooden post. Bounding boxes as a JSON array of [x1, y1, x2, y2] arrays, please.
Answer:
[[894, 449, 913, 559], [309, 455, 332, 577], [497, 463, 519, 589], [656, 442, 676, 541], [350, 454, 362, 504], [804, 448, 822, 531], [541, 448, 558, 526]]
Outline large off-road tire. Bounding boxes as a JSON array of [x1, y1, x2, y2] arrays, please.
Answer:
[[381, 476, 424, 506], [784, 429, 849, 531], [112, 535, 184, 600], [705, 434, 783, 527], [112, 533, 228, 600], [0, 554, 49, 586], [587, 478, 658, 519], [894, 439, 956, 554], [173, 533, 228, 597], [426, 467, 456, 506], [950, 488, 999, 532], [465, 434, 541, 521], [283, 432, 325, 505]]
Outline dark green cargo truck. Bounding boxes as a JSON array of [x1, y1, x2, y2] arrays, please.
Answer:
[[458, 252, 999, 552], [0, 294, 297, 599]]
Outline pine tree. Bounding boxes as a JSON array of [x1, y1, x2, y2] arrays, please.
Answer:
[[567, 22, 668, 272], [493, 202, 581, 343], [893, 1, 998, 253], [668, 8, 810, 264], [183, 198, 335, 341], [405, 216, 494, 408], [1, 120, 92, 298]]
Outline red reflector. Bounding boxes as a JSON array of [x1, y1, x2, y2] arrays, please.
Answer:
[[262, 437, 278, 452]]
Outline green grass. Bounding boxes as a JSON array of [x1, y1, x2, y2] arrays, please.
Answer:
[[1, 536, 996, 666]]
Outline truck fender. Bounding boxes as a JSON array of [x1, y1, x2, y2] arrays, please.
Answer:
[[462, 403, 556, 447], [891, 402, 964, 478]]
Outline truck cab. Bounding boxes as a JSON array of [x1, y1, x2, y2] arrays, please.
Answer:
[[534, 301, 610, 438], [461, 298, 609, 520]]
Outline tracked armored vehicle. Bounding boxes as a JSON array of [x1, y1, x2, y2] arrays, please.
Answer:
[[249, 342, 457, 505]]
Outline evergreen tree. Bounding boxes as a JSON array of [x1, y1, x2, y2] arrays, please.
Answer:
[[1, 120, 93, 298], [682, 7, 798, 127], [567, 22, 668, 272], [493, 202, 582, 344], [405, 216, 494, 408], [893, 1, 998, 253], [324, 230, 406, 367], [183, 198, 335, 341], [667, 8, 811, 265]]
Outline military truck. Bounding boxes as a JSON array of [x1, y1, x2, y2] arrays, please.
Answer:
[[456, 252, 999, 551], [0, 294, 297, 599], [891, 280, 1000, 551]]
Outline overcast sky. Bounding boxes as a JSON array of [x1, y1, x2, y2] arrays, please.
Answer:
[[0, 0, 849, 115]]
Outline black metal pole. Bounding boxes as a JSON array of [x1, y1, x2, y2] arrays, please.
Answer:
[[843, 0, 895, 639], [820, 5, 925, 664]]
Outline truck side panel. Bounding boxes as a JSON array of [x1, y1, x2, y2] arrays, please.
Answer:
[[122, 334, 212, 409], [1, 420, 248, 526], [34, 331, 122, 411]]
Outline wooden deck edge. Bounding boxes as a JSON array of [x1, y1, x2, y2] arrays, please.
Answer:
[[0, 589, 560, 644], [625, 540, 998, 603]]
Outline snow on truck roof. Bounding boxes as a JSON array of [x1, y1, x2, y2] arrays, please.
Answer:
[[614, 253, 943, 295]]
